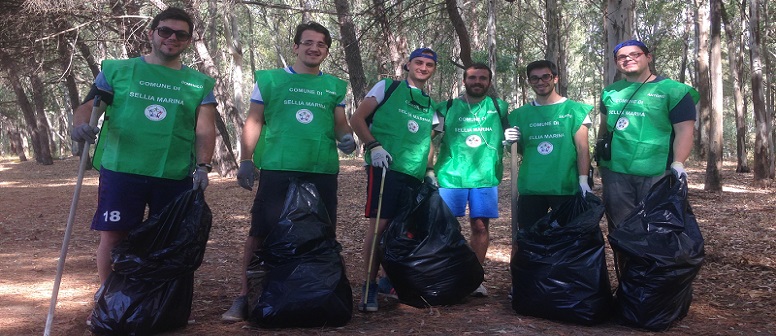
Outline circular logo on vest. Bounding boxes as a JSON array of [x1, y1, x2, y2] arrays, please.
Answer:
[[144, 105, 167, 121], [615, 117, 629, 131], [296, 109, 314, 124], [537, 141, 553, 155], [407, 120, 419, 133], [465, 135, 482, 148]]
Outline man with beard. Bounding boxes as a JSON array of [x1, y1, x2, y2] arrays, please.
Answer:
[[223, 21, 355, 321], [71, 7, 216, 290], [350, 47, 439, 312], [504, 60, 592, 261], [432, 63, 509, 297]]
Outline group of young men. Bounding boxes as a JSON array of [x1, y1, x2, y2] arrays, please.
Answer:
[[70, 7, 698, 324]]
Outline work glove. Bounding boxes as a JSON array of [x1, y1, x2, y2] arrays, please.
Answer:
[[337, 134, 356, 154], [71, 124, 100, 144], [503, 127, 521, 144], [424, 168, 438, 187], [670, 161, 687, 179], [192, 166, 209, 191], [579, 175, 592, 197], [370, 145, 392, 169], [237, 160, 257, 191]]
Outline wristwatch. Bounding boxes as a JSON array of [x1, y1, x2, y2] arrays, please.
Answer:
[[197, 163, 212, 172]]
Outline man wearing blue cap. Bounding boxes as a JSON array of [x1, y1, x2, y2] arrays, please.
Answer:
[[350, 47, 439, 312], [596, 39, 699, 229]]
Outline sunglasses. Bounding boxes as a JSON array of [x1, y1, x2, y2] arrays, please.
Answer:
[[528, 73, 554, 84], [409, 88, 431, 109], [155, 26, 192, 41]]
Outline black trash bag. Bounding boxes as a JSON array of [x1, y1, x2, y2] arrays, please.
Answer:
[[90, 189, 212, 335], [608, 174, 705, 331], [511, 193, 612, 325], [381, 183, 484, 308], [249, 179, 352, 328]]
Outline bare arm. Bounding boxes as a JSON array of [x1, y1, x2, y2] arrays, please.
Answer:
[[195, 103, 217, 165], [333, 105, 353, 140], [574, 124, 591, 176], [240, 102, 265, 161], [350, 96, 379, 143], [672, 120, 694, 164], [73, 99, 103, 126]]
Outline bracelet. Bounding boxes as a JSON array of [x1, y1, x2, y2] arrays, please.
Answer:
[[197, 163, 212, 172], [365, 140, 381, 151]]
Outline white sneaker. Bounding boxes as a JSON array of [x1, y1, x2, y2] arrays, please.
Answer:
[[471, 284, 488, 297]]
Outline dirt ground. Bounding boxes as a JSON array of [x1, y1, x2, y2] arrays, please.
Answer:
[[1, 156, 775, 335]]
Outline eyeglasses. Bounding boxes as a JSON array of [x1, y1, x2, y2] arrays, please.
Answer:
[[299, 40, 329, 49], [528, 74, 554, 84], [616, 52, 644, 63], [155, 27, 192, 41]]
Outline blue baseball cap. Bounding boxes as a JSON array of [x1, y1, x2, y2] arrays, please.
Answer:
[[613, 39, 649, 57], [408, 47, 437, 63]]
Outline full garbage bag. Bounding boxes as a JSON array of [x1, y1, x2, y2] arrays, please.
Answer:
[[90, 189, 212, 335], [511, 193, 611, 325], [381, 183, 484, 308], [608, 174, 705, 331], [249, 179, 352, 327]]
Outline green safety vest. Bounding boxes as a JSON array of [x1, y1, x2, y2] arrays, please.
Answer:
[[435, 96, 508, 188], [508, 100, 592, 195], [252, 68, 347, 174], [600, 79, 700, 176], [93, 57, 215, 179], [366, 79, 436, 180]]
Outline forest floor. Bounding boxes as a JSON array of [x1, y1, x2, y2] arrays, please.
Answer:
[[1, 156, 775, 335]]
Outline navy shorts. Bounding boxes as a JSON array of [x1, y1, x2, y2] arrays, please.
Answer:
[[249, 170, 338, 238], [364, 166, 421, 220], [91, 168, 191, 231]]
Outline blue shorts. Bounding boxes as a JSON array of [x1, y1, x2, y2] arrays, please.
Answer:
[[438, 187, 499, 218], [364, 166, 421, 219], [91, 168, 192, 231]]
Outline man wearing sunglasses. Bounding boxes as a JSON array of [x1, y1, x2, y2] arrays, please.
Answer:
[[504, 60, 593, 259], [432, 63, 509, 297], [224, 21, 354, 322], [597, 39, 699, 230], [350, 47, 439, 312], [70, 6, 216, 292]]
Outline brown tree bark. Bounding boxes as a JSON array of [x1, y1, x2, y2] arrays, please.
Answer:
[[546, 0, 567, 96], [705, 0, 723, 191], [749, 0, 773, 184], [694, 0, 710, 160], [445, 0, 473, 68], [721, 1, 750, 173], [373, 0, 406, 77], [603, 0, 634, 85], [335, 0, 367, 106]]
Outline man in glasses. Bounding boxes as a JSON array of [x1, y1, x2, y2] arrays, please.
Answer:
[[223, 21, 354, 321], [504, 59, 593, 263], [70, 6, 216, 293], [432, 63, 509, 297], [596, 39, 699, 230], [350, 47, 439, 312]]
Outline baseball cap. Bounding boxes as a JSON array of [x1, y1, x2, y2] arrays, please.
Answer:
[[408, 47, 437, 63], [613, 39, 649, 57]]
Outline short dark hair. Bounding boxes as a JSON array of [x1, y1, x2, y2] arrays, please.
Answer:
[[464, 63, 493, 81], [293, 21, 332, 48], [526, 60, 558, 77], [150, 7, 194, 35]]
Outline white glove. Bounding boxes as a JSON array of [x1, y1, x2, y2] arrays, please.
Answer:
[[579, 175, 592, 197], [425, 168, 438, 187], [192, 166, 209, 191], [337, 134, 356, 154], [670, 161, 687, 179], [370, 145, 392, 169], [72, 124, 100, 143], [237, 160, 257, 191], [504, 127, 521, 144]]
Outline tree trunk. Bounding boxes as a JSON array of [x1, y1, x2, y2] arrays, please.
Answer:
[[445, 0, 473, 68], [487, 0, 498, 95], [705, 0, 723, 191], [546, 0, 567, 96], [694, 0, 710, 160], [334, 0, 367, 106], [721, 1, 750, 173], [373, 0, 405, 77], [7, 127, 27, 161], [749, 0, 773, 184], [112, 0, 146, 58], [603, 0, 634, 86]]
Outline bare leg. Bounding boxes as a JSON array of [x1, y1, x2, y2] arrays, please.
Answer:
[[96, 231, 128, 284], [470, 217, 490, 265], [239, 235, 261, 296]]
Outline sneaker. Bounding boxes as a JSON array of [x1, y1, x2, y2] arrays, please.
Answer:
[[85, 314, 92, 327], [507, 286, 513, 301], [377, 276, 398, 299], [471, 284, 488, 297], [221, 295, 248, 322], [358, 282, 379, 312]]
